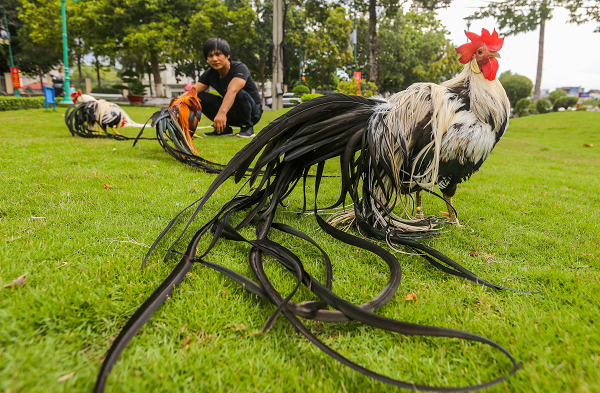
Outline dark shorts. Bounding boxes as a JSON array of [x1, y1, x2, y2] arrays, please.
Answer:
[[197, 90, 263, 127]]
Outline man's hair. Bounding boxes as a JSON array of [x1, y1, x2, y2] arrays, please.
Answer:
[[203, 38, 231, 59]]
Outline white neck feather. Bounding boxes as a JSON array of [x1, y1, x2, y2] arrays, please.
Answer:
[[442, 59, 510, 133]]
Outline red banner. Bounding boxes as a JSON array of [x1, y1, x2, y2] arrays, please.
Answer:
[[354, 71, 361, 82], [11, 67, 21, 89]]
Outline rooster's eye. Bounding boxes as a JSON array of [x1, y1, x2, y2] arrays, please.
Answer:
[[477, 50, 483, 55]]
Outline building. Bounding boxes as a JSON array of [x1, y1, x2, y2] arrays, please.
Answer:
[[150, 64, 196, 98]]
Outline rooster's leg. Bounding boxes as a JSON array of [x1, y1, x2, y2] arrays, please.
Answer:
[[112, 127, 123, 136], [443, 194, 460, 226], [415, 191, 424, 220]]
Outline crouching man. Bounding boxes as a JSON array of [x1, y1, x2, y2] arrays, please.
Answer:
[[192, 37, 263, 138]]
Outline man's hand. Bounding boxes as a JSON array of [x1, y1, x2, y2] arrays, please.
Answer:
[[213, 111, 227, 133]]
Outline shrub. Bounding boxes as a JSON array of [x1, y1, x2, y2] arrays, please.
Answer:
[[0, 96, 46, 111], [93, 86, 123, 94], [336, 80, 378, 97], [292, 85, 309, 97], [499, 71, 533, 107], [553, 96, 578, 111], [515, 98, 532, 117], [113, 79, 146, 95], [113, 69, 147, 95], [581, 98, 600, 107], [576, 106, 587, 111], [536, 99, 552, 114], [547, 89, 567, 104], [301, 93, 323, 102]]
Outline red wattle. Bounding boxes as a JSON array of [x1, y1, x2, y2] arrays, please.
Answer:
[[481, 57, 499, 81]]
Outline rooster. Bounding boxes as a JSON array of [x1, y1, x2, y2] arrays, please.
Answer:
[[212, 28, 509, 231], [94, 29, 519, 393], [68, 91, 144, 137], [138, 87, 228, 173]]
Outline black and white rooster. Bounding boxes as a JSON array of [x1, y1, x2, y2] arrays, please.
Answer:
[[68, 91, 144, 136], [94, 29, 518, 393], [210, 27, 510, 231]]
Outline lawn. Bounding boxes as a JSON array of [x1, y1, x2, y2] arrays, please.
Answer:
[[1, 106, 599, 392]]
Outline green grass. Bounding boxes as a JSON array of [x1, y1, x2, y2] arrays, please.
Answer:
[[1, 107, 599, 392]]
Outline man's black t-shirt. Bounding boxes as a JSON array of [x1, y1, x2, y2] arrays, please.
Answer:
[[198, 61, 261, 106]]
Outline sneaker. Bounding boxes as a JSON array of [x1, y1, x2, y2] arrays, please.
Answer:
[[204, 126, 234, 136], [236, 126, 255, 138]]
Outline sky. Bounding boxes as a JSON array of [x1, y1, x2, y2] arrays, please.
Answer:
[[435, 0, 600, 92]]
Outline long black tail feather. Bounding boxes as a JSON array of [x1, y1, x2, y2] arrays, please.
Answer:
[[95, 94, 527, 392]]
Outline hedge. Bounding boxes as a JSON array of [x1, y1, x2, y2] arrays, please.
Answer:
[[536, 98, 552, 114], [0, 96, 46, 111], [300, 93, 323, 102], [292, 84, 310, 97], [93, 86, 123, 94]]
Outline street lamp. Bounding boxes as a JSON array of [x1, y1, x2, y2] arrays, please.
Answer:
[[0, 6, 20, 97], [59, 0, 75, 103], [464, 16, 473, 32]]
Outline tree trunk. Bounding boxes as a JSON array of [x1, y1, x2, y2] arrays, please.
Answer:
[[259, 54, 266, 107], [368, 0, 378, 87], [150, 54, 163, 97], [533, 19, 545, 103], [282, 2, 289, 87], [77, 54, 83, 91], [38, 65, 44, 92], [95, 57, 101, 87], [147, 72, 153, 96], [320, 65, 325, 94]]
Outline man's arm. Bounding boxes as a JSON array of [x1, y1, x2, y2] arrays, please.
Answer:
[[176, 82, 208, 100], [212, 77, 247, 132], [194, 82, 209, 93]]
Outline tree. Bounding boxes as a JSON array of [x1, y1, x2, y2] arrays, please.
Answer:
[[339, 0, 451, 89], [358, 10, 462, 93], [17, 0, 80, 89], [242, 0, 272, 103], [18, 0, 117, 91], [170, 0, 255, 80], [562, 0, 600, 32], [0, 0, 23, 75], [499, 70, 533, 107], [547, 88, 567, 103], [304, 5, 352, 93]]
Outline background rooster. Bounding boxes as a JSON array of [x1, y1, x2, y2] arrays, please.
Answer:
[[142, 87, 228, 173], [95, 29, 518, 393], [67, 91, 144, 137]]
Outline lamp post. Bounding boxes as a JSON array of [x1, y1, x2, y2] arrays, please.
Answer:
[[464, 16, 473, 32], [59, 0, 73, 103], [352, 0, 357, 74], [0, 6, 20, 97], [298, 47, 302, 85]]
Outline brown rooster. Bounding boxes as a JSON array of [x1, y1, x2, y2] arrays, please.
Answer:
[[166, 87, 203, 156]]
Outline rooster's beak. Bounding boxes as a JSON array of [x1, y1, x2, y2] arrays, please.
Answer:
[[488, 52, 501, 59]]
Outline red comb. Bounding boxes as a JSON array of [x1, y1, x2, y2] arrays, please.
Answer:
[[455, 28, 504, 64]]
